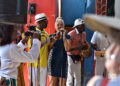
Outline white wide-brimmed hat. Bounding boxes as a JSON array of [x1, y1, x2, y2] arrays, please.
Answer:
[[83, 0, 120, 36], [35, 13, 47, 22], [84, 14, 120, 35], [73, 18, 84, 28]]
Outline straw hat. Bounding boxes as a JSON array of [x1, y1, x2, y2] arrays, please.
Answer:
[[83, 14, 120, 35], [35, 13, 47, 22], [83, 0, 120, 36]]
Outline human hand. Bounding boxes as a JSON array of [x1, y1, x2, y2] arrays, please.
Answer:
[[55, 31, 61, 39], [105, 43, 120, 78], [22, 36, 30, 44], [33, 32, 41, 40], [81, 44, 88, 50], [105, 42, 120, 61], [46, 37, 50, 43]]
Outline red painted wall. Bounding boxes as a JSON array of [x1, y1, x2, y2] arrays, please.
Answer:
[[24, 0, 57, 86], [26, 0, 57, 34]]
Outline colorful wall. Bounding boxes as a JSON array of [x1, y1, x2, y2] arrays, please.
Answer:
[[26, 0, 56, 34], [26, 0, 95, 86], [26, 0, 57, 86]]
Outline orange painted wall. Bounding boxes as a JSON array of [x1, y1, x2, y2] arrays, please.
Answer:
[[24, 0, 57, 86], [26, 0, 57, 34]]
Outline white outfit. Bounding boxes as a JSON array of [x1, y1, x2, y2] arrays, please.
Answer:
[[95, 58, 105, 75], [0, 39, 41, 79], [40, 67, 47, 86], [91, 32, 109, 75], [66, 56, 81, 86], [29, 67, 37, 86], [29, 67, 47, 86]]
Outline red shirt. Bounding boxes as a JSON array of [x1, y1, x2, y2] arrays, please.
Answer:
[[67, 29, 86, 55]]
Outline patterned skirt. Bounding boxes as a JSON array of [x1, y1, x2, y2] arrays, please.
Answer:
[[0, 77, 16, 86]]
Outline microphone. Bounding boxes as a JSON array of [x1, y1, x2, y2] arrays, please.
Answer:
[[75, 28, 80, 35], [60, 30, 65, 38]]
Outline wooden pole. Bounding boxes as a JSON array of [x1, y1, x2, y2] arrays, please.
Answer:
[[58, 0, 62, 17]]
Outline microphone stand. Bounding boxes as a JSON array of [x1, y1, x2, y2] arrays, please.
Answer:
[[31, 64, 33, 86], [30, 38, 33, 86], [61, 30, 64, 86]]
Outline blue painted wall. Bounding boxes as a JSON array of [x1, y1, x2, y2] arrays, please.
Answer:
[[62, 0, 85, 25], [83, 0, 95, 85], [62, 0, 95, 85]]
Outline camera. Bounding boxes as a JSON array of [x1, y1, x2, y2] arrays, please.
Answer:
[[24, 31, 33, 37], [25, 25, 36, 37], [28, 25, 36, 31], [24, 25, 41, 40]]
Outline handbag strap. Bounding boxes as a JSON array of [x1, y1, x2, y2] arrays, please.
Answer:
[[100, 78, 109, 86]]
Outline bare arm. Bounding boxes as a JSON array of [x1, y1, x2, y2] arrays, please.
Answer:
[[48, 38, 56, 51], [63, 32, 71, 52], [87, 76, 102, 86], [64, 39, 71, 52]]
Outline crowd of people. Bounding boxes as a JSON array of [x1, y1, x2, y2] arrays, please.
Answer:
[[27, 13, 90, 86], [0, 0, 120, 86], [0, 12, 90, 86]]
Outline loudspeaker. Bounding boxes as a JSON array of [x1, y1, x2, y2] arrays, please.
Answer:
[[0, 0, 28, 24], [29, 3, 36, 15]]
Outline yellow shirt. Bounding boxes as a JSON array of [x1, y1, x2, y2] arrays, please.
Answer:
[[28, 28, 49, 67]]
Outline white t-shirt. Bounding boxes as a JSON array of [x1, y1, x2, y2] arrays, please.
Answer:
[[91, 31, 110, 59], [0, 39, 41, 79]]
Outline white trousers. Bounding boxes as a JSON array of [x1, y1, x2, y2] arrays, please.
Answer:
[[29, 67, 47, 86], [66, 56, 81, 86], [95, 57, 105, 75]]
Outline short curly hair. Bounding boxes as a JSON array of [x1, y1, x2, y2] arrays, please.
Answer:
[[0, 24, 14, 46]]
